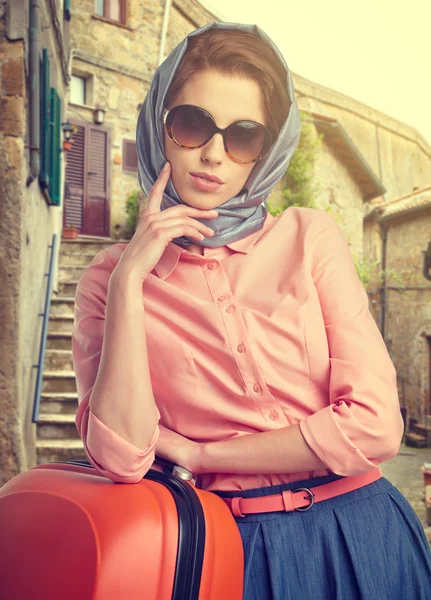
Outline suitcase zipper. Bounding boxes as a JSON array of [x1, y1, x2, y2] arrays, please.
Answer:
[[64, 460, 206, 600]]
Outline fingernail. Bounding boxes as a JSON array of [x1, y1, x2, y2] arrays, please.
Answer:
[[162, 162, 170, 172]]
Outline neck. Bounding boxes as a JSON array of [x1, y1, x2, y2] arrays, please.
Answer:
[[185, 243, 204, 255]]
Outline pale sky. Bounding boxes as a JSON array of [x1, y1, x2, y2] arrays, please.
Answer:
[[202, 0, 431, 145]]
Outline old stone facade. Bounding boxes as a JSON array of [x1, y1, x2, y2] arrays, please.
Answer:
[[280, 78, 431, 430], [64, 0, 221, 240], [364, 187, 431, 433], [1, 0, 430, 484], [0, 0, 70, 484]]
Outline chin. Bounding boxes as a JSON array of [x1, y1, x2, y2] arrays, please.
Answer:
[[177, 186, 226, 210]]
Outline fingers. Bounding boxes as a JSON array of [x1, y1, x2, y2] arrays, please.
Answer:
[[146, 162, 171, 214]]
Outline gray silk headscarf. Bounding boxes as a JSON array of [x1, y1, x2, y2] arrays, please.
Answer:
[[136, 21, 301, 248]]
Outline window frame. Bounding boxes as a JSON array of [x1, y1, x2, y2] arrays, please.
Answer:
[[94, 0, 127, 27], [70, 74, 87, 106], [122, 139, 138, 174]]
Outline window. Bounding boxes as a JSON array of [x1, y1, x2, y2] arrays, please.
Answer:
[[40, 48, 61, 206], [70, 75, 86, 105], [123, 139, 138, 173], [94, 0, 127, 25]]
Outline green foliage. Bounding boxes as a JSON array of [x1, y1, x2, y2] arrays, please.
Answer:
[[125, 189, 139, 234], [266, 111, 410, 291], [352, 254, 409, 292], [267, 111, 323, 217]]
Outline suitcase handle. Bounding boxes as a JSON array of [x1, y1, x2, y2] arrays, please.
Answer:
[[154, 455, 194, 481]]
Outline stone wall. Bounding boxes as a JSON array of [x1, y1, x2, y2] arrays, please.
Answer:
[[0, 9, 28, 483], [68, 0, 221, 239], [69, 1, 431, 243], [295, 74, 431, 202], [383, 211, 431, 419], [0, 0, 69, 484]]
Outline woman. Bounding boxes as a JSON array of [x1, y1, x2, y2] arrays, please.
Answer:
[[72, 22, 431, 599]]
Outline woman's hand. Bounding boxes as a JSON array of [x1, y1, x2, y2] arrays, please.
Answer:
[[155, 424, 204, 477], [112, 162, 218, 283]]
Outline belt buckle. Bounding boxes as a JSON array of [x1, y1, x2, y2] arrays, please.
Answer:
[[292, 487, 315, 511]]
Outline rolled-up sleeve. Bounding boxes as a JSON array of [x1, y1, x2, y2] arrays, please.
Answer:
[[299, 211, 404, 476], [72, 248, 160, 484]]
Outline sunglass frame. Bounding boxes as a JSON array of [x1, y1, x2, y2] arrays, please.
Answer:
[[162, 104, 273, 164]]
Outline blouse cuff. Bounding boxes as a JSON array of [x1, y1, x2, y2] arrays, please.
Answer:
[[84, 406, 160, 482], [299, 405, 377, 476]]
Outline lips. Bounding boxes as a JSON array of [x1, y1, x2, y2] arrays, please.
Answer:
[[190, 172, 224, 193], [190, 172, 224, 184]]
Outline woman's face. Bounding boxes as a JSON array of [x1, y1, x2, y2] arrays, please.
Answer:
[[163, 69, 267, 211]]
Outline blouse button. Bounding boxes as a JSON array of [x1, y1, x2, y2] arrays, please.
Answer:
[[269, 410, 279, 421], [218, 295, 227, 302], [253, 383, 262, 393], [208, 261, 217, 270], [237, 343, 245, 353], [226, 304, 236, 313]]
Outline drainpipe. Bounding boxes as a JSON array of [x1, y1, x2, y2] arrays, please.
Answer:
[[375, 121, 388, 343], [379, 224, 388, 341], [158, 0, 172, 67], [27, 0, 41, 186]]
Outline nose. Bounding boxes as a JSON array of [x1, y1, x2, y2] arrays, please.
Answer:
[[200, 132, 225, 165]]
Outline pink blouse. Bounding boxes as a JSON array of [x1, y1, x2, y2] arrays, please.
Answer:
[[72, 207, 404, 491]]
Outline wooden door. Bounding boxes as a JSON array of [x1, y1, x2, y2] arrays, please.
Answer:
[[63, 120, 111, 237]]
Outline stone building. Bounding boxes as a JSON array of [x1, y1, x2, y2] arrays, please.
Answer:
[[1, 0, 430, 485], [289, 79, 431, 439], [364, 186, 431, 445], [63, 0, 222, 240], [0, 0, 71, 483]]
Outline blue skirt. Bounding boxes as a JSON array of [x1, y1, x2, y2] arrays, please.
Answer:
[[211, 473, 431, 599]]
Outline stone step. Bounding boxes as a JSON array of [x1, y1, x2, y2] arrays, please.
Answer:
[[48, 314, 74, 334], [59, 251, 105, 267], [414, 423, 429, 436], [44, 348, 74, 371], [58, 264, 86, 283], [42, 371, 76, 394], [413, 424, 431, 444], [39, 392, 78, 415], [37, 413, 80, 440], [46, 331, 72, 350], [36, 438, 87, 465], [57, 280, 78, 297], [405, 432, 427, 448], [60, 238, 118, 256], [50, 297, 75, 317]]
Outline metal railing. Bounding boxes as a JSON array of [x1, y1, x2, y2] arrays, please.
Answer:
[[32, 233, 57, 423]]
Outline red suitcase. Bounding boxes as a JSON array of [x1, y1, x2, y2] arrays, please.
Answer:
[[0, 457, 244, 600]]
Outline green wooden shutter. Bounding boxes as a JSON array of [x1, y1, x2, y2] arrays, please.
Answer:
[[49, 88, 61, 205], [64, 0, 72, 20], [39, 48, 50, 189]]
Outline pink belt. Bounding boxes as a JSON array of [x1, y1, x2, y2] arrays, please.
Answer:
[[221, 467, 383, 517]]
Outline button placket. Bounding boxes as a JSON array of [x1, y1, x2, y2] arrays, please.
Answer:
[[203, 258, 286, 426]]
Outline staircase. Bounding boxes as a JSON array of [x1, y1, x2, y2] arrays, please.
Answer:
[[405, 418, 431, 448], [36, 237, 120, 466]]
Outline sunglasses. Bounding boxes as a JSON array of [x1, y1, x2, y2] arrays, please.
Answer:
[[162, 104, 273, 164]]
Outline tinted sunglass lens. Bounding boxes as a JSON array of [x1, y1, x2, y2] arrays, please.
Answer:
[[226, 122, 269, 162], [171, 106, 213, 148]]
